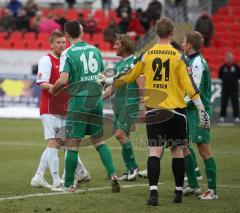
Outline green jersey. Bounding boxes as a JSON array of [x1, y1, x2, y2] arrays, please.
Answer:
[[186, 52, 212, 111], [114, 55, 139, 114], [60, 41, 104, 97]]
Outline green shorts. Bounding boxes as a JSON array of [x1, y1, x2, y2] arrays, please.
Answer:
[[114, 105, 139, 134], [186, 109, 210, 144], [65, 96, 103, 139]]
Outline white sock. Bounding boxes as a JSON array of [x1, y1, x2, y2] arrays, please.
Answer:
[[47, 148, 62, 185], [75, 154, 88, 176], [35, 148, 48, 178]]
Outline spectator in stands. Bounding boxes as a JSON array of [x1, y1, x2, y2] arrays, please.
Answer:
[[136, 8, 150, 32], [118, 11, 130, 33], [30, 10, 43, 33], [116, 0, 132, 18], [24, 0, 38, 17], [127, 14, 145, 39], [0, 8, 15, 35], [65, 0, 76, 8], [146, 0, 162, 24], [55, 15, 67, 31], [174, 0, 188, 21], [16, 9, 30, 32], [85, 13, 98, 40], [38, 13, 61, 34], [104, 19, 121, 48], [77, 13, 86, 30], [7, 0, 22, 17], [194, 9, 214, 47], [102, 0, 111, 16], [219, 52, 240, 123]]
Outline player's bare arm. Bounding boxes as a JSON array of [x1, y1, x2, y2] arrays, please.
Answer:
[[50, 72, 69, 95]]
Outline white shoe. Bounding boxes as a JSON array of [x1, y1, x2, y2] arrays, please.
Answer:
[[118, 173, 128, 181], [51, 182, 65, 192], [183, 186, 201, 196], [31, 176, 52, 189], [138, 169, 148, 178], [127, 167, 139, 181], [234, 117, 240, 123], [219, 117, 225, 123], [198, 190, 218, 200], [73, 173, 91, 188]]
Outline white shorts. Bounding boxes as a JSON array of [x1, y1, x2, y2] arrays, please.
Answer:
[[41, 114, 66, 141]]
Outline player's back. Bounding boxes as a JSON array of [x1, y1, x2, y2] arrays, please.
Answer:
[[142, 44, 195, 110], [61, 41, 104, 97]]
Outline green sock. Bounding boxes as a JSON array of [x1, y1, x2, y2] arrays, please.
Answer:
[[204, 157, 217, 193], [184, 154, 198, 188], [122, 140, 138, 170], [96, 144, 115, 178], [189, 145, 202, 177], [64, 150, 78, 187]]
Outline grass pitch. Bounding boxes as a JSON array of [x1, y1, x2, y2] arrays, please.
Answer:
[[0, 119, 240, 213]]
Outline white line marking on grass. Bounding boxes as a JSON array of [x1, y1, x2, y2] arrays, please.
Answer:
[[0, 183, 162, 202]]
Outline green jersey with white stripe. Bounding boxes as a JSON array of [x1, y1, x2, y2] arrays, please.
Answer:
[[60, 41, 104, 97], [187, 52, 212, 111], [114, 55, 139, 114]]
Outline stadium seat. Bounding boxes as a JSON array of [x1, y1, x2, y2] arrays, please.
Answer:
[[217, 7, 229, 16], [9, 32, 23, 40], [24, 32, 36, 40], [212, 15, 223, 23], [0, 40, 13, 49]]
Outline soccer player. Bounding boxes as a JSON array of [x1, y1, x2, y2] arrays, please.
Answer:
[[31, 29, 89, 191], [182, 31, 218, 200], [102, 34, 144, 181], [50, 21, 120, 192], [113, 18, 210, 205]]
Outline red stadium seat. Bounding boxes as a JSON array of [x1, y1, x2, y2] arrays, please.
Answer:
[[0, 40, 13, 49], [212, 15, 223, 24], [9, 32, 23, 40], [217, 7, 229, 16], [24, 32, 36, 40]]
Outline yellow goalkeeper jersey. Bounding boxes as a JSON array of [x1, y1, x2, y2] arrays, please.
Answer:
[[115, 44, 200, 109]]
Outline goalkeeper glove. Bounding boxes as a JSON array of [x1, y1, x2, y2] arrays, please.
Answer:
[[193, 98, 210, 129]]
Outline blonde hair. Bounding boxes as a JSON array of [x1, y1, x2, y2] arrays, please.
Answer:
[[156, 17, 174, 38], [115, 33, 135, 54], [49, 29, 65, 44]]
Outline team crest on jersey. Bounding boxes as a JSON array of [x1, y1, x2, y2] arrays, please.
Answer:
[[187, 66, 193, 75]]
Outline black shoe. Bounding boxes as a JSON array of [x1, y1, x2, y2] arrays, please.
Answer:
[[146, 197, 158, 206], [172, 193, 182, 203], [111, 175, 121, 193], [146, 190, 158, 206]]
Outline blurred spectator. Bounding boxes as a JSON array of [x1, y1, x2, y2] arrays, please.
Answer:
[[7, 0, 22, 17], [77, 13, 86, 29], [133, 0, 146, 10], [116, 0, 132, 18], [55, 15, 67, 30], [102, 0, 111, 10], [65, 0, 76, 8], [104, 19, 121, 48], [136, 8, 150, 32], [16, 9, 30, 32], [85, 14, 98, 39], [146, 0, 162, 24], [194, 9, 214, 47], [0, 8, 15, 35], [30, 10, 43, 33], [127, 15, 145, 39], [175, 0, 188, 21], [38, 13, 61, 33], [24, 0, 38, 17], [118, 11, 130, 33], [219, 52, 240, 123]]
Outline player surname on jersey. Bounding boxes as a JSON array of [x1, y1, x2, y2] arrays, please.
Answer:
[[148, 49, 176, 55], [153, 83, 168, 89], [81, 75, 98, 81]]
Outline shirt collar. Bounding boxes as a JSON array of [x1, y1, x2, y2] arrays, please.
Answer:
[[189, 52, 200, 60]]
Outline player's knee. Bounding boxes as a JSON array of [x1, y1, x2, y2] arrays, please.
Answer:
[[47, 139, 61, 149], [114, 130, 127, 144], [198, 147, 212, 160]]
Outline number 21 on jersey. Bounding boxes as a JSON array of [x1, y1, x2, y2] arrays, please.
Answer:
[[152, 58, 170, 81]]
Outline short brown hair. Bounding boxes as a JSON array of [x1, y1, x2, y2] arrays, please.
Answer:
[[49, 29, 65, 43], [115, 33, 135, 54], [185, 31, 204, 51], [156, 18, 174, 38], [64, 21, 83, 39]]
